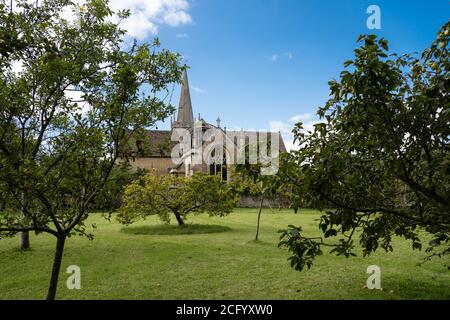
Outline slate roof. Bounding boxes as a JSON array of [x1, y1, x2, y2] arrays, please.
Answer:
[[136, 130, 173, 157], [136, 128, 287, 158]]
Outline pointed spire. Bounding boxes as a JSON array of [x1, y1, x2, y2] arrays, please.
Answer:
[[175, 68, 194, 127]]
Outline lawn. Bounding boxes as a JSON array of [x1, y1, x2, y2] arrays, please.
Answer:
[[0, 208, 449, 300]]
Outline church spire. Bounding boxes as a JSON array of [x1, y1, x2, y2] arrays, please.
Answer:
[[174, 68, 194, 127]]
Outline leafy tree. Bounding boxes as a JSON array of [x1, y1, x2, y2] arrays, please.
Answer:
[[0, 0, 183, 299], [279, 23, 450, 271], [92, 165, 148, 211], [233, 152, 293, 241], [117, 173, 238, 226]]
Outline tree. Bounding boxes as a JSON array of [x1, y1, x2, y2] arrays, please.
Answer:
[[233, 161, 291, 241], [279, 22, 450, 271], [92, 165, 148, 212], [117, 173, 238, 226], [0, 0, 183, 299]]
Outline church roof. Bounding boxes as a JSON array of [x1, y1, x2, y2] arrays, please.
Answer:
[[136, 130, 173, 157], [133, 128, 287, 158], [225, 130, 287, 153]]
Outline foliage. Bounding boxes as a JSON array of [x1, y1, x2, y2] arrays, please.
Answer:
[[117, 173, 239, 226], [92, 165, 148, 211], [0, 0, 183, 299], [233, 152, 294, 240], [232, 152, 295, 206], [279, 22, 450, 271]]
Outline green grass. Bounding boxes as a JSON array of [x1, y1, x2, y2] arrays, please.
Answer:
[[0, 208, 449, 300]]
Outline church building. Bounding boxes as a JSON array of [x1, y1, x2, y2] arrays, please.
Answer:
[[124, 69, 287, 181]]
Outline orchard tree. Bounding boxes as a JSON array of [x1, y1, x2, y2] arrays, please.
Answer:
[[0, 0, 183, 299], [117, 173, 238, 226], [233, 156, 292, 241], [279, 23, 450, 271], [92, 165, 149, 211]]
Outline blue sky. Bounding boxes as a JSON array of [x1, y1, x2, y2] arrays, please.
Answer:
[[132, 0, 449, 149]]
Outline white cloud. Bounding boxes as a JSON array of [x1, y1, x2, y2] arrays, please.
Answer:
[[269, 121, 296, 151], [269, 121, 291, 135], [283, 139, 297, 152], [191, 86, 206, 93], [54, 0, 193, 40], [267, 52, 294, 63], [301, 120, 322, 134], [109, 0, 193, 39], [289, 113, 313, 123], [164, 10, 192, 26], [120, 10, 158, 39], [270, 114, 323, 151]]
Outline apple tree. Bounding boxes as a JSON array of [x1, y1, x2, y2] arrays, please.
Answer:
[[0, 0, 183, 299], [117, 173, 238, 226], [279, 23, 450, 271]]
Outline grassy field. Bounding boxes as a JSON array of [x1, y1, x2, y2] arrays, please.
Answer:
[[0, 208, 449, 300]]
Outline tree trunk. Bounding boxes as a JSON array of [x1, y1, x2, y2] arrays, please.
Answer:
[[173, 210, 185, 226], [20, 231, 30, 250], [20, 192, 30, 250], [267, 201, 275, 213], [255, 196, 264, 241], [46, 235, 66, 300]]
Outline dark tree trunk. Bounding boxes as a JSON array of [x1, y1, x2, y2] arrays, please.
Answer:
[[173, 210, 185, 226], [20, 231, 30, 250], [20, 192, 30, 250], [255, 196, 264, 241], [46, 235, 66, 300]]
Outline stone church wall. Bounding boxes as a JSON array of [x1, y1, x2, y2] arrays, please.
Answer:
[[239, 195, 291, 209], [128, 157, 174, 175]]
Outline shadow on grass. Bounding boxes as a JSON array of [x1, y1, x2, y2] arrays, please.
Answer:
[[121, 224, 232, 236], [246, 239, 274, 246], [0, 247, 35, 255]]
